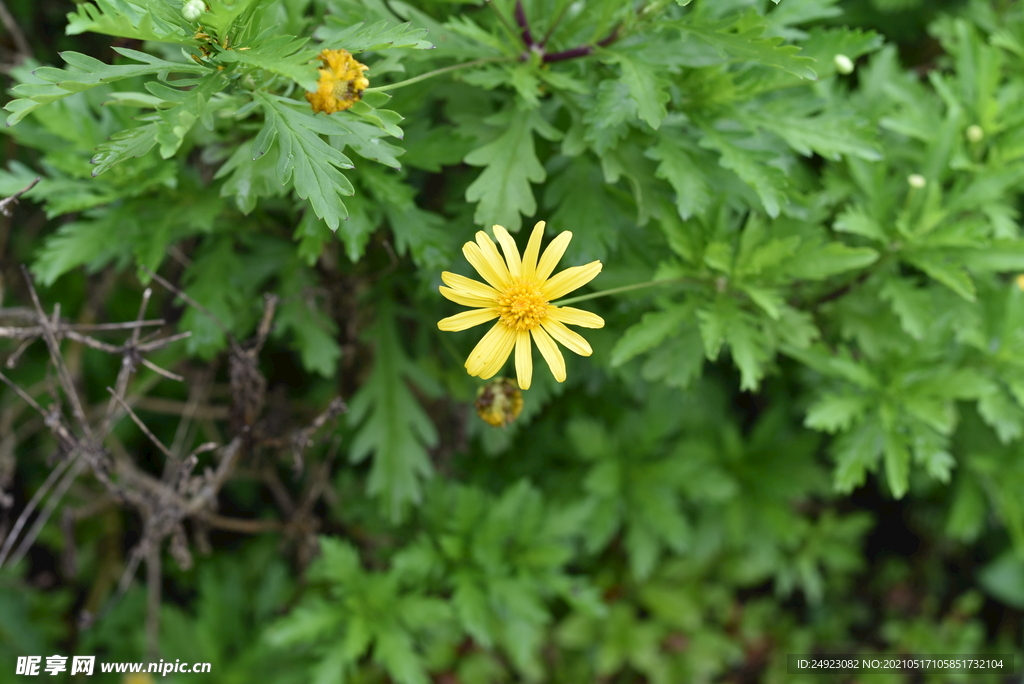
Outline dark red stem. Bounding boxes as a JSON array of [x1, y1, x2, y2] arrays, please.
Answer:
[[514, 0, 535, 47]]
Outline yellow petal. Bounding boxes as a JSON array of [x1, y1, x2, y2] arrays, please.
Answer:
[[465, 322, 514, 377], [476, 231, 512, 286], [536, 230, 573, 282], [477, 325, 517, 379], [463, 242, 509, 290], [548, 306, 605, 328], [521, 221, 545, 281], [439, 287, 495, 308], [515, 329, 533, 390], [541, 319, 592, 356], [493, 225, 522, 278], [438, 308, 499, 332], [542, 261, 603, 301], [441, 272, 500, 300], [531, 325, 566, 382]]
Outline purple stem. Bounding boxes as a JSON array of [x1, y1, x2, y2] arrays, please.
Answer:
[[542, 24, 620, 63], [514, 0, 535, 47]]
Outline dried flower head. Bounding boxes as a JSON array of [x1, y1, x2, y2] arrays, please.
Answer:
[[306, 49, 369, 114], [475, 378, 524, 427]]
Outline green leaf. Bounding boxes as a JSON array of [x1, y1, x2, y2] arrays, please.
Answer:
[[646, 136, 711, 219], [725, 314, 772, 391], [66, 0, 190, 43], [960, 241, 1024, 272], [832, 416, 883, 493], [833, 206, 887, 241], [698, 126, 787, 217], [318, 19, 433, 52], [610, 305, 692, 367], [805, 393, 871, 433], [696, 297, 737, 361], [31, 219, 120, 286], [641, 325, 706, 389], [216, 35, 318, 91], [788, 242, 879, 280], [946, 476, 987, 542], [879, 278, 931, 340], [882, 413, 910, 498], [606, 51, 670, 130], [254, 92, 356, 230], [5, 48, 206, 126], [90, 123, 160, 177], [741, 100, 881, 161], [678, 10, 817, 79], [905, 251, 977, 301], [274, 261, 342, 377], [977, 387, 1024, 443], [582, 79, 636, 155], [465, 108, 558, 231], [372, 630, 429, 684], [347, 304, 437, 520], [979, 552, 1024, 609]]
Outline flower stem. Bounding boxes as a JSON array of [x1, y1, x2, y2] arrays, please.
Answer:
[[552, 278, 691, 306], [365, 57, 509, 93]]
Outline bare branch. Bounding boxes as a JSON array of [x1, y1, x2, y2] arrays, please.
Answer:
[[106, 389, 175, 462], [0, 452, 76, 568], [20, 267, 95, 443], [0, 178, 39, 217], [141, 266, 242, 354], [6, 456, 87, 569]]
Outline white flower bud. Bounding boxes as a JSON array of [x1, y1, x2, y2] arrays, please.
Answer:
[[834, 54, 855, 75], [183, 0, 205, 22], [907, 174, 927, 189], [966, 124, 984, 143]]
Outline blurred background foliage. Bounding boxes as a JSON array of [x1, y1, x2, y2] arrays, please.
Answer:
[[1, 0, 1023, 682]]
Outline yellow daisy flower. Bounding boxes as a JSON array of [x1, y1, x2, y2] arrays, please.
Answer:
[[306, 49, 369, 114], [438, 221, 604, 390]]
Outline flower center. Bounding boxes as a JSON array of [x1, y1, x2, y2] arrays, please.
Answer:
[[497, 278, 548, 331]]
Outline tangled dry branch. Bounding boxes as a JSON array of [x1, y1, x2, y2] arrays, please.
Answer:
[[0, 263, 346, 658]]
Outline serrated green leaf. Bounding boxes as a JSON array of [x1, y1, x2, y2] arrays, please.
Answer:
[[832, 416, 883, 493], [725, 314, 771, 390], [610, 305, 692, 367], [678, 10, 817, 79], [5, 49, 206, 126], [606, 51, 669, 130], [805, 393, 871, 433], [319, 18, 433, 52], [90, 123, 161, 177], [640, 325, 705, 389], [788, 242, 879, 280], [66, 0, 190, 43], [879, 278, 931, 340], [216, 35, 318, 91], [274, 260, 342, 377], [905, 251, 977, 301], [833, 206, 887, 241], [646, 137, 711, 219], [741, 102, 881, 161], [254, 92, 356, 230], [698, 127, 787, 217], [465, 109, 553, 231], [347, 304, 437, 520]]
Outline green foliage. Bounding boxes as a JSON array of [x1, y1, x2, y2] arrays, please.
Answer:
[[3, 0, 1024, 681]]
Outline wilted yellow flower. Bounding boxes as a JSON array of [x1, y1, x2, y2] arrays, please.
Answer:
[[475, 378, 524, 427], [306, 49, 369, 114], [438, 221, 604, 390]]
